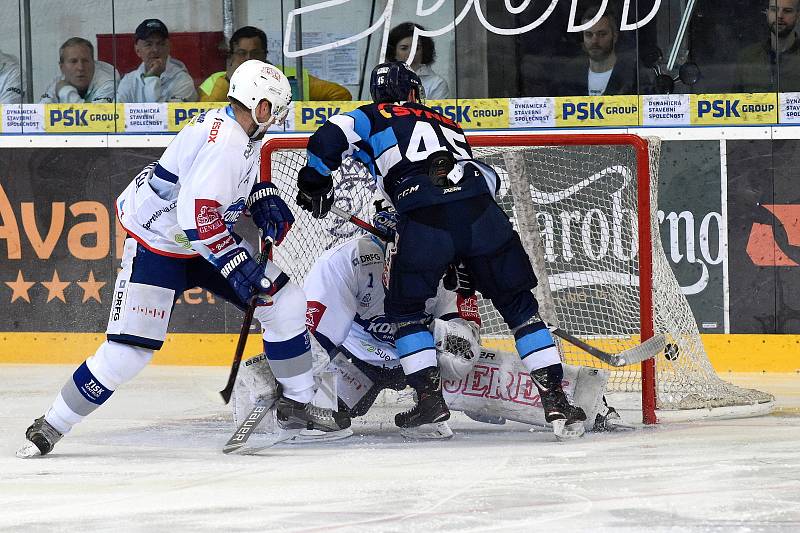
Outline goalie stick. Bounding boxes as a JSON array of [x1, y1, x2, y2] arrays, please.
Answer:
[[222, 400, 274, 454], [219, 240, 273, 404], [328, 206, 666, 368]]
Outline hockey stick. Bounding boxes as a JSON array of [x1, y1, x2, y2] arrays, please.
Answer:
[[329, 205, 392, 241], [219, 239, 273, 404], [328, 205, 665, 368], [548, 326, 666, 368]]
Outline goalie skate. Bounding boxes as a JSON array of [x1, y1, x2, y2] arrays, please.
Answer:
[[276, 396, 351, 432], [16, 416, 63, 458]]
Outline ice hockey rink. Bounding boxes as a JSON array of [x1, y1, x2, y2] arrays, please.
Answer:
[[1, 365, 798, 532]]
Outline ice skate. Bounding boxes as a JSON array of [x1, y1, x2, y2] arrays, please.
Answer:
[[395, 368, 450, 429], [532, 366, 586, 440], [275, 396, 351, 432], [16, 416, 63, 458]]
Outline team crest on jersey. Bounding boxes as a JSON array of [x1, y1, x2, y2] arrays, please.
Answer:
[[306, 301, 327, 331], [360, 293, 372, 307], [457, 294, 481, 326], [195, 199, 224, 239]]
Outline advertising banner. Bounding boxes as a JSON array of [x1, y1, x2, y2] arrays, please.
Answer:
[[554, 95, 639, 127], [691, 93, 777, 125], [294, 101, 364, 131], [509, 97, 555, 128], [167, 103, 227, 132], [641, 95, 690, 126], [0, 147, 244, 334], [727, 139, 800, 333], [2, 104, 45, 133], [657, 141, 726, 332]]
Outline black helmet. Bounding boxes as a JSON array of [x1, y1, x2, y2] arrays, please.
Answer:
[[369, 61, 424, 104]]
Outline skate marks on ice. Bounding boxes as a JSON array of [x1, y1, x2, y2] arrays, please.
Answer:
[[2, 366, 800, 531]]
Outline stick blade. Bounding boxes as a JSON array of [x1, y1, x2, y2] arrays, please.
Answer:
[[613, 334, 667, 367]]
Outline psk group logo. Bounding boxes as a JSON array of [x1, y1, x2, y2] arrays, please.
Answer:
[[427, 99, 508, 129], [691, 93, 777, 125], [296, 101, 363, 131], [746, 204, 800, 266], [555, 96, 639, 127], [168, 103, 225, 131], [45, 103, 119, 132]]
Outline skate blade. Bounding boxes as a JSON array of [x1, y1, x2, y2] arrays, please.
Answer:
[[400, 421, 453, 440], [225, 428, 303, 455], [16, 440, 42, 459], [552, 420, 585, 441], [283, 427, 354, 444]]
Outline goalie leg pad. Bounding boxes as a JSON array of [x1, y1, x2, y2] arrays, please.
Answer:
[[444, 350, 610, 432]]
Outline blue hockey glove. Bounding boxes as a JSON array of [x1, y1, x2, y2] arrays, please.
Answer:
[[247, 182, 295, 245], [297, 166, 334, 219], [216, 247, 271, 304]]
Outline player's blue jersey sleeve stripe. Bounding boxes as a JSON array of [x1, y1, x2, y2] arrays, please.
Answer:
[[307, 152, 332, 176], [396, 331, 435, 358], [183, 229, 199, 241], [154, 163, 179, 184], [347, 109, 372, 141], [369, 128, 398, 159], [516, 328, 555, 359]]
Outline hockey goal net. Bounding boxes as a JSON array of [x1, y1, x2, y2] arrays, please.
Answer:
[[262, 133, 774, 424]]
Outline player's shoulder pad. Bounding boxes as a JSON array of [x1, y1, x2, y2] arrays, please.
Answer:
[[353, 235, 384, 266]]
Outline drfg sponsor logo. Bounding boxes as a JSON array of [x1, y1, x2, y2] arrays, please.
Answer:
[[112, 280, 127, 321], [562, 102, 637, 121]]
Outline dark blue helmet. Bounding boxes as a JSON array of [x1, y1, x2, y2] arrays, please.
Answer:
[[369, 61, 424, 104]]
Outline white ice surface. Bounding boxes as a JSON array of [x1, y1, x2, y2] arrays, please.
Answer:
[[1, 365, 799, 532]]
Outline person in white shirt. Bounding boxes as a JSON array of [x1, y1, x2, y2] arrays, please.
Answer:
[[386, 22, 449, 99], [116, 18, 197, 103], [40, 37, 118, 103], [17, 61, 346, 459], [0, 49, 22, 104]]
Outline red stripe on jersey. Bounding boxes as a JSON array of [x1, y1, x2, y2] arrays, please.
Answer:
[[306, 301, 327, 332]]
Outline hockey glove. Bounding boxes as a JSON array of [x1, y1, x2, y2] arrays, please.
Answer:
[[247, 182, 295, 245], [297, 166, 334, 219], [216, 247, 272, 305], [443, 263, 475, 297]]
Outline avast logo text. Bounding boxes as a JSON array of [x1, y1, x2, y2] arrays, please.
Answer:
[[746, 204, 800, 266]]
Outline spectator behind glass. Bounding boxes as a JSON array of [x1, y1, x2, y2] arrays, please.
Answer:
[[386, 22, 449, 99], [0, 49, 22, 103], [40, 38, 118, 103], [735, 0, 800, 92], [116, 18, 197, 103], [197, 26, 351, 102], [557, 7, 638, 96]]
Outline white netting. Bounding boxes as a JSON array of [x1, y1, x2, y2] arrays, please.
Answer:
[[264, 135, 773, 420]]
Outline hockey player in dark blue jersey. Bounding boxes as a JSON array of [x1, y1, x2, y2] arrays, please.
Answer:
[[296, 62, 587, 440]]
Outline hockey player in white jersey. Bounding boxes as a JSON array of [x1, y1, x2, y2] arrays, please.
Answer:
[[233, 207, 627, 441], [17, 60, 346, 459]]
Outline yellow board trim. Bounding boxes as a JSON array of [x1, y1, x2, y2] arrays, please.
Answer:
[[0, 333, 798, 371]]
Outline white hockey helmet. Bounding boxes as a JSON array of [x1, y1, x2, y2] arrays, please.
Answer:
[[228, 59, 292, 137]]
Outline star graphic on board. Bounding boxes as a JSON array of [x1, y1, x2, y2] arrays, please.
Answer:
[[41, 270, 70, 303], [77, 270, 106, 303], [5, 271, 35, 303]]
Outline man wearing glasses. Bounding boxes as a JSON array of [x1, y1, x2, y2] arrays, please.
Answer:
[[198, 26, 351, 102], [116, 18, 197, 103]]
